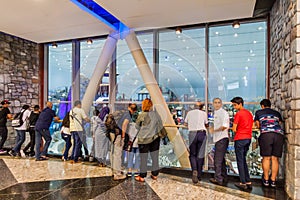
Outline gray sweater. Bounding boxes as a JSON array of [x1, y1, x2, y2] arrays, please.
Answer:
[[135, 110, 163, 144]]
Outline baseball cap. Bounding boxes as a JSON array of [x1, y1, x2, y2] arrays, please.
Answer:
[[1, 100, 11, 105]]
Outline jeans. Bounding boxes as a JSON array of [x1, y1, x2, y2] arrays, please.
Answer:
[[127, 147, 140, 170], [61, 133, 72, 160], [35, 129, 52, 159], [111, 135, 123, 175], [0, 127, 8, 149], [12, 130, 26, 153], [71, 131, 83, 162], [24, 127, 35, 153], [189, 130, 207, 179], [139, 137, 160, 178], [234, 139, 251, 183], [214, 137, 229, 182]]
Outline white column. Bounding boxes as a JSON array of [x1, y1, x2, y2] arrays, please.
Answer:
[[81, 33, 118, 114], [125, 31, 190, 168]]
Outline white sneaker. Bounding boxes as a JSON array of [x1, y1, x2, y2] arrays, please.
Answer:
[[20, 150, 26, 158], [113, 174, 126, 180]]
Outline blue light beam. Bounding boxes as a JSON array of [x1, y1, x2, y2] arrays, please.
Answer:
[[70, 0, 129, 35]]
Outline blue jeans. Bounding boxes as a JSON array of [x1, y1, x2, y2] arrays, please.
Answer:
[[61, 133, 72, 160], [12, 130, 26, 153], [71, 131, 83, 162], [35, 129, 52, 159], [234, 139, 251, 183], [127, 147, 140, 170]]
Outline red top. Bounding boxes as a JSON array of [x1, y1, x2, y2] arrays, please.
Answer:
[[233, 109, 253, 141]]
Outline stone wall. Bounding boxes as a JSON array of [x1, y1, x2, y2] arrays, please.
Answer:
[[270, 0, 300, 199], [0, 32, 39, 148]]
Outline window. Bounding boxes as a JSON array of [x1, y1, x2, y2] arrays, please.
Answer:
[[116, 33, 153, 101], [208, 21, 267, 102], [159, 28, 206, 102]]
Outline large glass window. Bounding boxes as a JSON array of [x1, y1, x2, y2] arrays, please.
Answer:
[[48, 43, 72, 117], [208, 21, 266, 102], [116, 32, 153, 101], [159, 28, 206, 102], [48, 43, 72, 155], [80, 39, 107, 104]]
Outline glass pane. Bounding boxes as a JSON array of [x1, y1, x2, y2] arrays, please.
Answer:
[[116, 33, 153, 101], [48, 43, 72, 155], [80, 39, 107, 104], [208, 21, 267, 102], [159, 28, 206, 102], [48, 43, 72, 117]]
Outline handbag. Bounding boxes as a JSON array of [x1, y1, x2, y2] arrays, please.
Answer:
[[11, 110, 25, 127]]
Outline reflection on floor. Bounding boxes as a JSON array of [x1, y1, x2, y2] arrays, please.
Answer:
[[0, 156, 289, 200]]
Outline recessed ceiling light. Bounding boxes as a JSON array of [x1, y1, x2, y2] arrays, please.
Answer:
[[258, 27, 263, 30], [218, 43, 222, 47], [234, 33, 238, 37], [215, 31, 219, 35], [253, 40, 257, 44]]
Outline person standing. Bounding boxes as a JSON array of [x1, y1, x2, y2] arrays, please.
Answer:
[[35, 102, 60, 161], [94, 106, 110, 167], [231, 96, 253, 190], [254, 99, 284, 188], [9, 105, 31, 157], [23, 105, 40, 157], [111, 103, 137, 180], [184, 101, 208, 184], [209, 98, 230, 186], [135, 99, 163, 182], [0, 100, 13, 154], [61, 111, 71, 161], [69, 100, 90, 164]]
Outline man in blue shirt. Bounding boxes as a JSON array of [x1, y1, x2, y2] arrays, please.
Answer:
[[254, 99, 284, 188], [35, 102, 59, 161]]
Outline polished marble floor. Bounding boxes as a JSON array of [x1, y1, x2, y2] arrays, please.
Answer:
[[0, 156, 289, 200]]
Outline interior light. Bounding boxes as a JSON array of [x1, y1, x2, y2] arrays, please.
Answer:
[[51, 42, 58, 48], [232, 20, 240, 29], [175, 27, 182, 34], [87, 38, 93, 44]]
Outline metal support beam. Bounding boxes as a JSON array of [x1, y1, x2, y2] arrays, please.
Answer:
[[81, 33, 118, 114], [125, 31, 190, 168]]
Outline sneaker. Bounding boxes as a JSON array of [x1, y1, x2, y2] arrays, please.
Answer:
[[113, 174, 126, 180], [8, 150, 16, 157], [262, 176, 269, 187], [270, 180, 276, 188], [192, 170, 198, 184], [0, 149, 6, 154], [20, 150, 26, 158]]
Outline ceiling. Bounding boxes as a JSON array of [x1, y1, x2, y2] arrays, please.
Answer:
[[0, 0, 257, 43]]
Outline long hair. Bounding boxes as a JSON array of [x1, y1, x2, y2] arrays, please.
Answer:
[[99, 106, 110, 121]]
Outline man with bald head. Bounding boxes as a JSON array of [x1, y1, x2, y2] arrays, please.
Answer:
[[35, 102, 60, 161]]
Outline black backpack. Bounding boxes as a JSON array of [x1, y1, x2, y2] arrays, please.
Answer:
[[105, 110, 127, 141]]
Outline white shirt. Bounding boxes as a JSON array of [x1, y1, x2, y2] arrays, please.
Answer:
[[184, 109, 208, 131], [69, 107, 88, 132], [212, 108, 229, 143], [15, 109, 31, 130]]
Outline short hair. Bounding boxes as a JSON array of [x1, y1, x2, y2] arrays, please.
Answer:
[[142, 98, 153, 112], [230, 96, 244, 106], [74, 100, 81, 106], [213, 98, 222, 103], [129, 103, 137, 112], [194, 101, 204, 110], [22, 105, 30, 110], [260, 99, 271, 107]]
